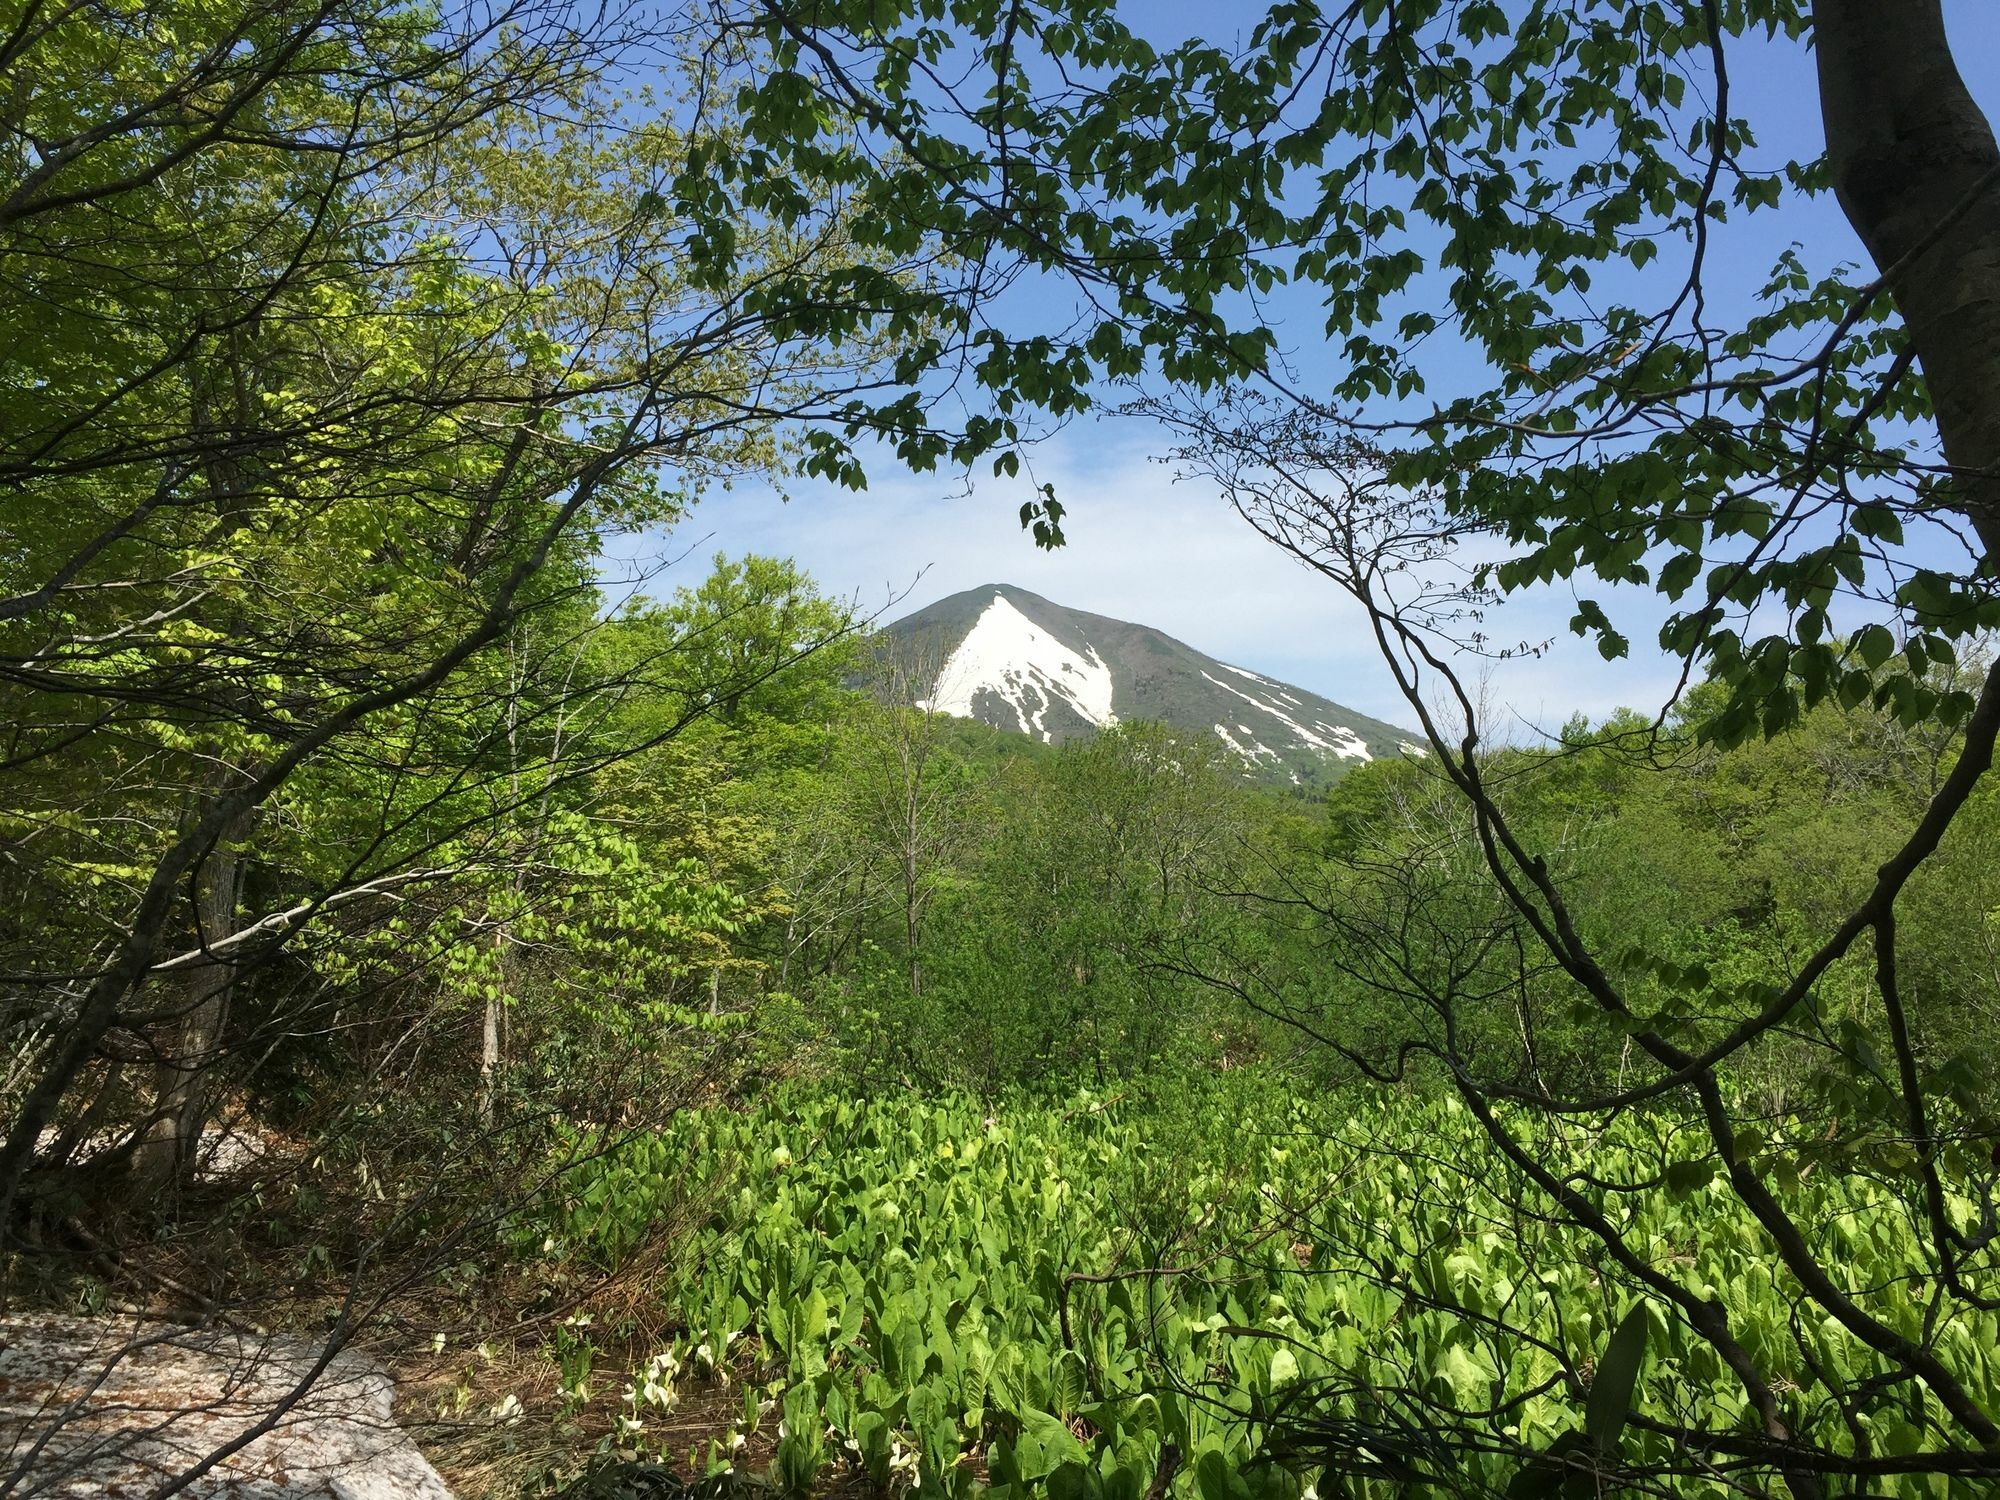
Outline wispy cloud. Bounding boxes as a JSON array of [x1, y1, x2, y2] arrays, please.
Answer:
[[614, 421, 1690, 733]]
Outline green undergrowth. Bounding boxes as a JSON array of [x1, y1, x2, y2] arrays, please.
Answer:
[[528, 1075, 1999, 1499]]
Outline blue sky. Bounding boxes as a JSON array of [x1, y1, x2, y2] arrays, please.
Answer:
[[622, 3, 2000, 734]]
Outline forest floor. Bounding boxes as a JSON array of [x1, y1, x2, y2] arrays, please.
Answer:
[[385, 1323, 776, 1498], [0, 1112, 764, 1500], [0, 1301, 774, 1500]]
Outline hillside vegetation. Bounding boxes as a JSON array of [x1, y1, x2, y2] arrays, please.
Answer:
[[6, 0, 2000, 1496]]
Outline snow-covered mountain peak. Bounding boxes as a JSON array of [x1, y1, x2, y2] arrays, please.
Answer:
[[920, 591, 1117, 742], [883, 584, 1416, 787]]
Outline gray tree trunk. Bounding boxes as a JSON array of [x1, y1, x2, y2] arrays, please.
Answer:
[[133, 826, 244, 1191], [1816, 0, 2000, 561], [479, 926, 507, 1126]]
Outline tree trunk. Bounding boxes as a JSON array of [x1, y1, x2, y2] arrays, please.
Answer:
[[1815, 0, 2000, 561], [903, 846, 923, 997], [479, 926, 507, 1126], [133, 821, 245, 1193]]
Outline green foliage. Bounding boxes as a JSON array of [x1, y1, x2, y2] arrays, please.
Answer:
[[1295, 684, 2000, 1106], [3, 0, 1121, 1220], [540, 1078, 2000, 1497], [798, 720, 1265, 1089], [722, 0, 1995, 740]]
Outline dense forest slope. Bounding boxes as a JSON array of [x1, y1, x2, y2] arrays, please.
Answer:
[[881, 585, 1415, 784]]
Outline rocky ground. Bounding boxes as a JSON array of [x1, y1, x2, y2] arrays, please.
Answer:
[[0, 1314, 454, 1500]]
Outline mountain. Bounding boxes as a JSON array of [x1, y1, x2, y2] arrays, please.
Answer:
[[879, 584, 1419, 785]]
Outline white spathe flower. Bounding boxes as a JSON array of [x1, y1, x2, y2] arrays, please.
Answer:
[[489, 1393, 523, 1426], [625, 1348, 683, 1413]]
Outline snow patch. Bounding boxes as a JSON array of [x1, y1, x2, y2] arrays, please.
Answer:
[[1200, 671, 1371, 760], [1314, 722, 1372, 761], [924, 594, 1117, 742], [1214, 722, 1278, 765]]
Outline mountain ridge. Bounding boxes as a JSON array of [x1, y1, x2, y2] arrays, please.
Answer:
[[880, 584, 1418, 786]]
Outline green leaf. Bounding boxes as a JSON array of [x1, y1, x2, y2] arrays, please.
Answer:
[[1013, 1408, 1088, 1483], [1663, 1159, 1714, 1198], [1657, 551, 1701, 600], [1853, 623, 1895, 670], [1584, 1306, 1649, 1455]]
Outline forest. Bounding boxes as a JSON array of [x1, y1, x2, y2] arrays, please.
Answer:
[[3, 1, 1998, 1497]]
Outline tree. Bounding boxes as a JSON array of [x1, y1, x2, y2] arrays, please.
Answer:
[[719, 0, 2000, 1487], [994, 722, 1248, 1081], [850, 639, 980, 1000], [0, 0, 1092, 1226]]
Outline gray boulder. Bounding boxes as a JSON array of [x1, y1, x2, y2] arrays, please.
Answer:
[[0, 1315, 453, 1500]]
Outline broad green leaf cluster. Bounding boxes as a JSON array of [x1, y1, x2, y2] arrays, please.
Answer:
[[543, 1078, 2000, 1498]]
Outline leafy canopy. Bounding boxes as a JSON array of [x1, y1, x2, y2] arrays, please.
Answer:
[[720, 0, 1991, 741]]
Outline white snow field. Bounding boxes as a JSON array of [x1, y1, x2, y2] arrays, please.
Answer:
[[923, 593, 1118, 741]]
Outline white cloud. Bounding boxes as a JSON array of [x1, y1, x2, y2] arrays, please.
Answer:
[[611, 419, 1700, 734]]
